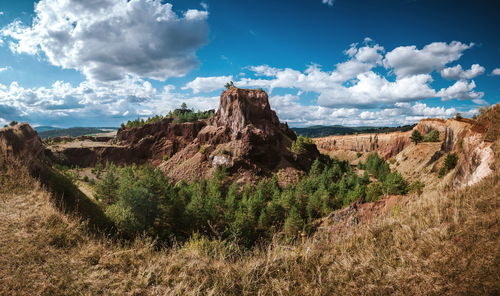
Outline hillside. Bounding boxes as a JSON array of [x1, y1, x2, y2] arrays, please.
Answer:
[[0, 129, 498, 295], [0, 95, 498, 295]]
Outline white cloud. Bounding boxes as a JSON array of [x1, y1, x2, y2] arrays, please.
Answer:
[[182, 75, 233, 93], [0, 12, 4, 16], [1, 0, 208, 82], [492, 68, 500, 75], [0, 66, 10, 72], [383, 41, 473, 78], [322, 0, 334, 6], [441, 64, 485, 80], [0, 78, 219, 126], [437, 80, 485, 103]]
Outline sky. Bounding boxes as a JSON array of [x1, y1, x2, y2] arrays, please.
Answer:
[[0, 0, 498, 128]]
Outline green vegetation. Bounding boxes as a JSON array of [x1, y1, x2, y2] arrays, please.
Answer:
[[121, 103, 215, 129], [439, 153, 459, 177], [455, 113, 463, 120], [410, 130, 423, 144], [94, 154, 408, 246], [423, 129, 440, 142], [291, 136, 314, 154], [224, 81, 235, 89]]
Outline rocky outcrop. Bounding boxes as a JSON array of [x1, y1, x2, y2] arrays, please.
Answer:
[[0, 123, 46, 172], [160, 88, 319, 182], [314, 131, 411, 160], [315, 106, 498, 188]]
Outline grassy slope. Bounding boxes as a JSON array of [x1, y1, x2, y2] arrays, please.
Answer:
[[0, 145, 499, 295]]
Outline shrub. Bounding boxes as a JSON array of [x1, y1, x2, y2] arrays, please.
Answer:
[[291, 136, 313, 154], [455, 113, 463, 120], [444, 153, 458, 170], [410, 130, 423, 145], [365, 181, 384, 202], [423, 130, 440, 142], [439, 153, 458, 178], [409, 180, 425, 195], [9, 121, 18, 126], [383, 172, 408, 195]]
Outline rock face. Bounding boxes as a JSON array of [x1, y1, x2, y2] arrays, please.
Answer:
[[160, 88, 318, 181], [0, 123, 46, 171], [314, 131, 411, 160], [48, 88, 319, 182], [315, 106, 499, 188]]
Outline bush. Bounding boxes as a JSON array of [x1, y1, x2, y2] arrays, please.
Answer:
[[409, 180, 425, 195], [291, 136, 313, 154], [365, 181, 384, 202], [439, 153, 458, 177], [423, 130, 439, 142], [383, 172, 408, 195], [410, 130, 423, 145]]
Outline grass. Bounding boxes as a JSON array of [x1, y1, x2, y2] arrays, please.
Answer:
[[0, 146, 499, 295]]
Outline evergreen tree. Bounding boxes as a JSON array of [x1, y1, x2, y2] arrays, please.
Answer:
[[410, 130, 423, 145]]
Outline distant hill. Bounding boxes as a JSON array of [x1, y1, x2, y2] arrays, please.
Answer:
[[292, 124, 416, 138], [36, 127, 118, 138], [34, 126, 61, 132]]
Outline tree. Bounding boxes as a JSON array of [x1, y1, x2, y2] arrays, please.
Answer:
[[410, 130, 423, 145], [455, 113, 463, 120], [181, 102, 188, 111], [383, 172, 408, 195], [224, 81, 235, 89]]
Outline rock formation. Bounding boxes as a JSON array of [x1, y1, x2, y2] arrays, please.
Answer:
[[47, 88, 320, 182], [314, 106, 499, 188], [159, 88, 319, 182]]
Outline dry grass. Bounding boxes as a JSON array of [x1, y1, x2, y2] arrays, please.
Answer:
[[0, 153, 499, 295]]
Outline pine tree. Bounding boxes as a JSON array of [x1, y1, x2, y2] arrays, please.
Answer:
[[410, 130, 423, 145]]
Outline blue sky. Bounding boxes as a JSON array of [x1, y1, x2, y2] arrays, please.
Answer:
[[0, 0, 498, 127]]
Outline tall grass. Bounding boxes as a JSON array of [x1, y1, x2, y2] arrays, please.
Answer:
[[1, 146, 498, 295]]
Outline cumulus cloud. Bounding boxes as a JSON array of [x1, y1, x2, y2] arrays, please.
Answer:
[[437, 80, 485, 103], [231, 40, 484, 108], [383, 41, 473, 78], [0, 78, 219, 126], [441, 64, 485, 80], [492, 68, 500, 75], [1, 0, 208, 82], [182, 76, 233, 93]]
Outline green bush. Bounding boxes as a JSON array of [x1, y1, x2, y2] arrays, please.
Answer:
[[439, 153, 459, 177], [409, 180, 425, 195], [383, 172, 408, 195], [423, 130, 439, 142], [410, 130, 423, 145], [291, 136, 314, 154]]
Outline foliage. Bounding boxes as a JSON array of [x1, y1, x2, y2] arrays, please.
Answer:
[[121, 103, 215, 129], [423, 129, 440, 142], [410, 130, 423, 145], [9, 121, 18, 126], [439, 153, 459, 177], [224, 81, 235, 89], [291, 136, 314, 154], [409, 180, 425, 195], [455, 113, 463, 120], [93, 154, 407, 246]]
